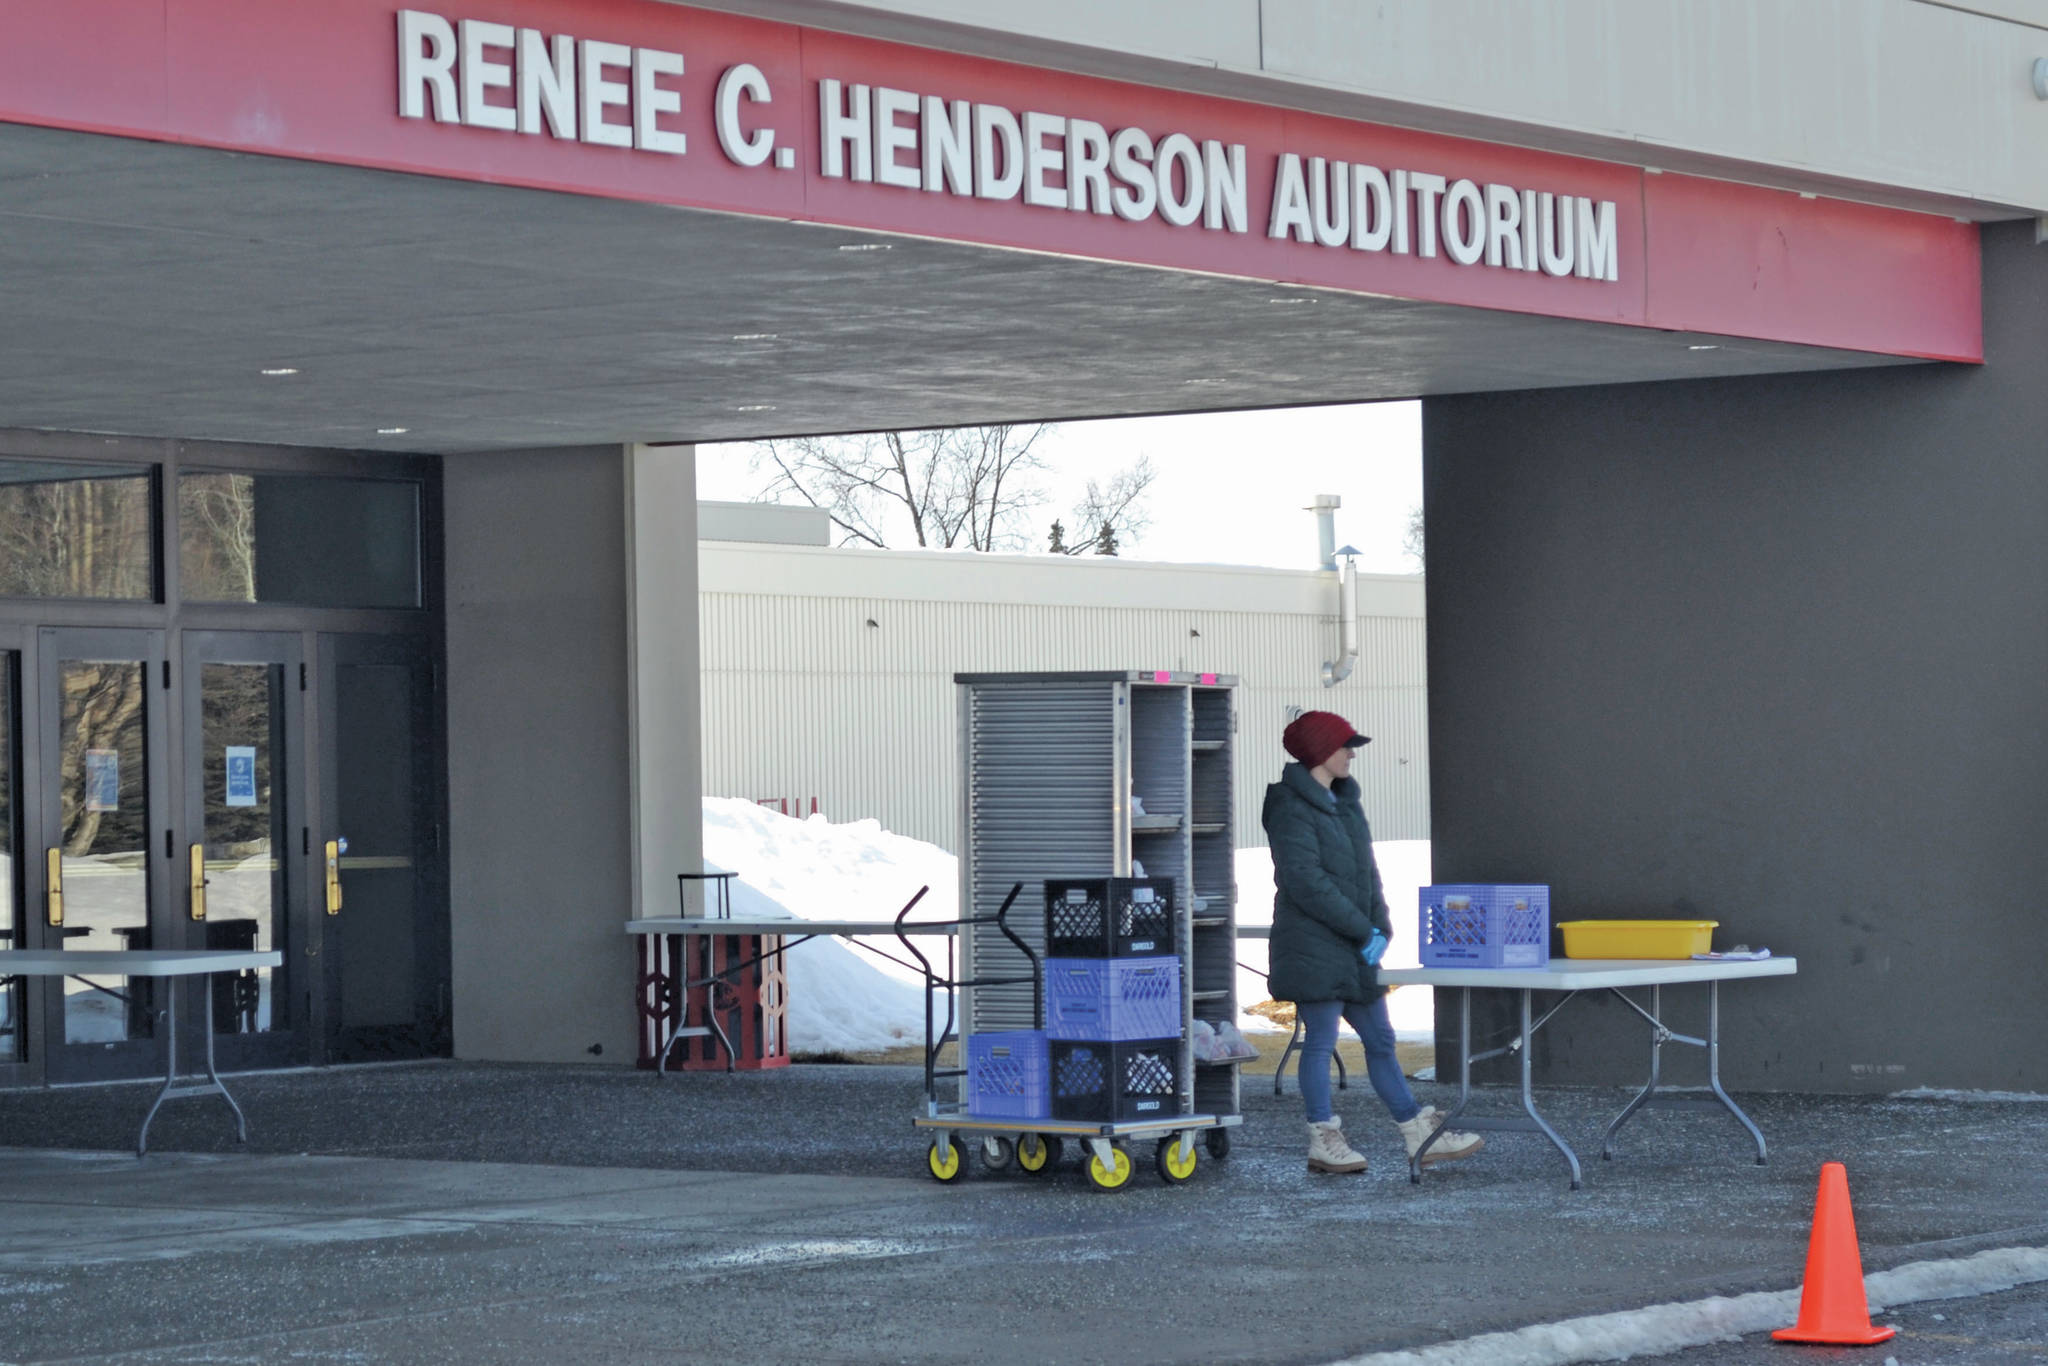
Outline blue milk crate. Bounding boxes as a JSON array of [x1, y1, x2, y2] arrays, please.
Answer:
[[965, 1029, 1050, 1120], [1418, 884, 1551, 968], [1043, 956, 1183, 1041]]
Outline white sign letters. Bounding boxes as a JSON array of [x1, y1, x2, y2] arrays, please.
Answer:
[[395, 10, 1620, 282]]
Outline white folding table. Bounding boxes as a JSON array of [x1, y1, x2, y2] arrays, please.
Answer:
[[0, 948, 284, 1157], [1378, 957, 1798, 1188]]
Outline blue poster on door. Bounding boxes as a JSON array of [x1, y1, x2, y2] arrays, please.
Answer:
[[84, 749, 119, 812], [225, 746, 258, 808]]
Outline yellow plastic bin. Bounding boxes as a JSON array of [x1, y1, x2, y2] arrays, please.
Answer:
[[1557, 920, 1717, 959]]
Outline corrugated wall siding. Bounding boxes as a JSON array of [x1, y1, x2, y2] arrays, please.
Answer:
[[700, 590, 1428, 851]]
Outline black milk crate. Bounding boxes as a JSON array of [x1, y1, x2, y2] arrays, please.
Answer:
[[1050, 1037, 1183, 1121], [1044, 877, 1176, 957]]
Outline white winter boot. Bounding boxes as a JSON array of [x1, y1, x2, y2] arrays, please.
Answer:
[[1306, 1118, 1369, 1174], [1397, 1105, 1485, 1166]]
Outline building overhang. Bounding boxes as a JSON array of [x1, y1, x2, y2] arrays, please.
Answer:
[[0, 1, 1983, 453]]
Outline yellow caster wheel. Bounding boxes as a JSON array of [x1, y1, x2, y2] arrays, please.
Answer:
[[1017, 1133, 1062, 1175], [1155, 1136, 1198, 1185], [926, 1135, 965, 1183], [1085, 1143, 1134, 1192]]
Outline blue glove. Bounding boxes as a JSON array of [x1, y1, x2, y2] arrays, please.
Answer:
[[1362, 930, 1389, 968]]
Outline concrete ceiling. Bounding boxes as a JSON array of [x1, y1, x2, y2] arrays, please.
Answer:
[[0, 122, 1914, 455]]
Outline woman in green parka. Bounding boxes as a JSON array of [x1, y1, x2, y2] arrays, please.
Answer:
[[1265, 710, 1484, 1175]]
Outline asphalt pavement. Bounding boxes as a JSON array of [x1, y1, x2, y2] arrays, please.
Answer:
[[1, 1061, 2043, 1364], [1641, 1278, 2048, 1364]]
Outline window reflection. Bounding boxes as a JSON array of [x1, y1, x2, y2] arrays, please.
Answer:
[[180, 473, 421, 608], [201, 662, 286, 1033], [58, 658, 152, 1044], [0, 461, 154, 601]]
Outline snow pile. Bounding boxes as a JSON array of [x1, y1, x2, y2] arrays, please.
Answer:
[[1324, 1244, 2048, 1366], [699, 798, 1434, 1055], [1234, 841, 1435, 1038], [700, 798, 954, 1054], [1891, 1087, 2048, 1103]]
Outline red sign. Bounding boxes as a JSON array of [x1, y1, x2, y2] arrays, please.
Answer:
[[0, 0, 1980, 361]]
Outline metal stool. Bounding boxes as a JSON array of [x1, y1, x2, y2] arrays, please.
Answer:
[[1273, 1016, 1348, 1096]]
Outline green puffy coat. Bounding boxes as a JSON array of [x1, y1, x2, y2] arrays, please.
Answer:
[[1262, 761, 1393, 1005]]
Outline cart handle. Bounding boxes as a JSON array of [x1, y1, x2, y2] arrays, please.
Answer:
[[992, 885, 1043, 1026], [893, 884, 939, 981], [893, 886, 954, 1100]]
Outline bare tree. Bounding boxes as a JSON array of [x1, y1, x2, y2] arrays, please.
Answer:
[[1052, 455, 1156, 557], [178, 473, 259, 600], [746, 424, 1056, 551], [1403, 503, 1425, 572]]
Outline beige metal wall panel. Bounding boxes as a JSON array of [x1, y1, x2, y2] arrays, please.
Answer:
[[705, 0, 2048, 215], [1259, 0, 2046, 209], [696, 546, 1428, 855]]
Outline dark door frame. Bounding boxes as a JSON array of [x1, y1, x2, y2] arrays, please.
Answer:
[[0, 430, 448, 1084], [180, 629, 311, 1073], [0, 625, 31, 1088], [317, 631, 450, 1062], [35, 625, 173, 1084]]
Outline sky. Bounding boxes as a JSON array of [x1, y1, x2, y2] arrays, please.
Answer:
[[695, 399, 1424, 575]]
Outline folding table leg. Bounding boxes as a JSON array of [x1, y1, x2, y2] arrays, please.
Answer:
[[1515, 989, 1582, 1189], [1600, 981, 1767, 1166], [1707, 982, 1768, 1165], [1602, 984, 1665, 1159], [204, 973, 251, 1145], [136, 975, 180, 1158], [136, 973, 252, 1158], [1411, 986, 1582, 1189]]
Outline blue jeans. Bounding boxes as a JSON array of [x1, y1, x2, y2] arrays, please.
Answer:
[[1297, 997, 1420, 1125]]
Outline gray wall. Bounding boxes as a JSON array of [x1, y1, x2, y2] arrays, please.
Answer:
[[626, 446, 705, 921], [1422, 221, 2048, 1093], [444, 446, 635, 1062]]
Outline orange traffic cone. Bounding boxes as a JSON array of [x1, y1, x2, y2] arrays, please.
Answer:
[[1772, 1162, 1896, 1345]]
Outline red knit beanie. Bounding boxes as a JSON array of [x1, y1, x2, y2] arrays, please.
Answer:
[[1282, 711, 1370, 769]]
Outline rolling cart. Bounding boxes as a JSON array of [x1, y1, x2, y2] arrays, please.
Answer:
[[898, 883, 1238, 1192]]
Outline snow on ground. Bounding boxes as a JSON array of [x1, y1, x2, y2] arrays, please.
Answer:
[[700, 799, 949, 1054], [1328, 1244, 2048, 1366], [699, 798, 1435, 1055]]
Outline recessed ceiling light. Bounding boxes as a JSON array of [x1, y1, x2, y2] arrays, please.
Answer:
[[1267, 296, 1317, 305], [836, 242, 893, 252], [731, 333, 780, 342], [1687, 344, 1720, 352], [259, 367, 299, 377], [735, 404, 778, 413], [1182, 377, 1230, 387], [376, 426, 409, 435]]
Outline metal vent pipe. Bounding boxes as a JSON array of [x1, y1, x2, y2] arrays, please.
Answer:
[[1321, 553, 1359, 687], [1310, 493, 1341, 571]]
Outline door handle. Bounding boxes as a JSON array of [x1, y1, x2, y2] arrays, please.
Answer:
[[45, 848, 62, 927], [324, 840, 343, 915], [189, 843, 208, 921]]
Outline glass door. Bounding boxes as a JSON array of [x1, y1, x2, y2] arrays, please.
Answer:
[[36, 628, 170, 1083], [181, 631, 308, 1070], [318, 634, 447, 1061]]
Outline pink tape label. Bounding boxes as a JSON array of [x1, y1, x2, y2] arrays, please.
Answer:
[[1152, 671, 1172, 684], [1200, 673, 1217, 686]]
